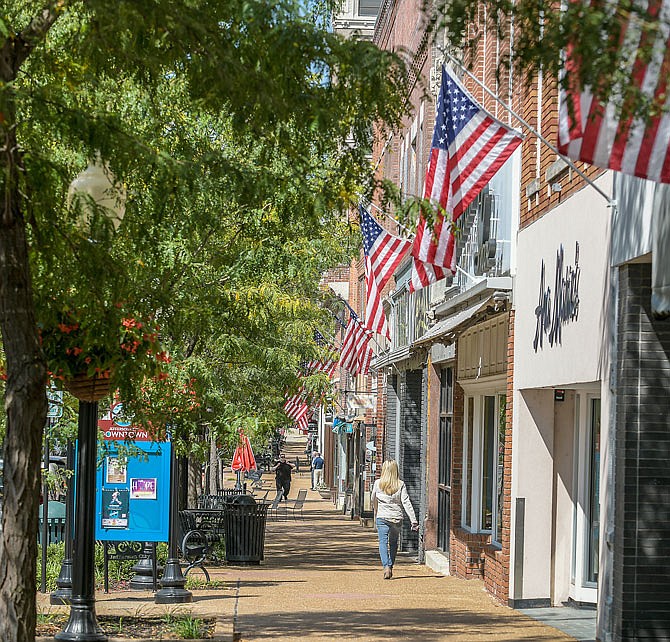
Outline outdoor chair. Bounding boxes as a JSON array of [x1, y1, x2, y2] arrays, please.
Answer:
[[268, 490, 286, 521], [245, 469, 264, 489], [178, 510, 216, 581], [288, 488, 307, 521]]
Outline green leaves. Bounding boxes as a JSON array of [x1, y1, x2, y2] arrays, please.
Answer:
[[2, 0, 407, 446]]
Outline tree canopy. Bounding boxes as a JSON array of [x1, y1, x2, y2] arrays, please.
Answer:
[[0, 1, 408, 639]]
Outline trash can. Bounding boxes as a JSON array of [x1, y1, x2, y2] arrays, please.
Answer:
[[222, 496, 269, 565]]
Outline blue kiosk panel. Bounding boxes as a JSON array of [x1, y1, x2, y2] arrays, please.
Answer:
[[95, 408, 171, 542]]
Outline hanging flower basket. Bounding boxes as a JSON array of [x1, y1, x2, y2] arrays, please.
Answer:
[[63, 371, 112, 402]]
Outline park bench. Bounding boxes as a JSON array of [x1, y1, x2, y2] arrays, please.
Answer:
[[178, 508, 227, 580], [198, 489, 242, 509]]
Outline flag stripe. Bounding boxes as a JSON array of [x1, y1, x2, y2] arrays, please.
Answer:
[[338, 313, 374, 375], [364, 258, 390, 339]]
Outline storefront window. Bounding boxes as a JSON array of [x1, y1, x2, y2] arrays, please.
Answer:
[[481, 396, 495, 530], [463, 393, 505, 541], [437, 367, 453, 553]]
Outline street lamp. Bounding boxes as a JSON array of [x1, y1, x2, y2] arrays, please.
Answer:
[[155, 449, 192, 604], [56, 158, 126, 642], [67, 157, 126, 232]]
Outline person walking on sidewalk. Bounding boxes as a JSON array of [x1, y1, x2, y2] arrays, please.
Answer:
[[311, 452, 324, 490], [273, 453, 294, 500], [371, 460, 419, 580]]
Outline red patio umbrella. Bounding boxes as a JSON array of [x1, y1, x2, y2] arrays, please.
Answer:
[[231, 432, 256, 472]]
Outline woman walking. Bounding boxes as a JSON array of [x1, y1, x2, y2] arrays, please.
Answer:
[[371, 460, 419, 579]]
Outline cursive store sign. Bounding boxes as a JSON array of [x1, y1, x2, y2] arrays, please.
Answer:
[[533, 242, 581, 351]]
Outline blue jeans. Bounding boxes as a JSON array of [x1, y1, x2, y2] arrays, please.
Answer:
[[376, 518, 400, 568]]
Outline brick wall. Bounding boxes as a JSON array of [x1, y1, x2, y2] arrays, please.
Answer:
[[519, 73, 604, 230], [321, 265, 350, 284], [446, 316, 512, 603], [614, 264, 670, 641]]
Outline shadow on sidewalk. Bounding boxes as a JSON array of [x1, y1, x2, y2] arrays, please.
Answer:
[[236, 607, 570, 641]]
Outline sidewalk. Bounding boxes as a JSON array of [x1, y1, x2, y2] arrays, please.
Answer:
[[37, 445, 590, 641]]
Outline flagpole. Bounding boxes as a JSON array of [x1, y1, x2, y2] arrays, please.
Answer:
[[439, 49, 615, 208]]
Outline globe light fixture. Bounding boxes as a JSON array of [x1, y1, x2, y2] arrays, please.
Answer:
[[67, 157, 126, 232], [56, 156, 127, 642]]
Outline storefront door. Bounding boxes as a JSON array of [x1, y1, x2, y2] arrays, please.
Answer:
[[570, 394, 600, 604]]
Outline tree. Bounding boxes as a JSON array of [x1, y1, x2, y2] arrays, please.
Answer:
[[0, 2, 407, 639]]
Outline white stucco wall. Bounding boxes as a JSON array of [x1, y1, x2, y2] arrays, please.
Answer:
[[510, 388, 555, 600], [514, 175, 612, 390]]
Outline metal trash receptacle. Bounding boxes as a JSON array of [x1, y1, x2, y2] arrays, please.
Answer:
[[222, 498, 269, 565]]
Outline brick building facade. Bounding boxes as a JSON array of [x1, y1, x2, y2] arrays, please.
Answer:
[[327, 0, 670, 639]]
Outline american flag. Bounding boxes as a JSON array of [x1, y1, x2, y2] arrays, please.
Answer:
[[360, 206, 412, 338], [284, 388, 308, 421], [305, 330, 338, 378], [338, 312, 373, 376], [558, 0, 670, 183], [284, 330, 336, 426], [411, 66, 523, 291]]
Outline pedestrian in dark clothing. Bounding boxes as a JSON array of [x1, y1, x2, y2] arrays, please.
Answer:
[[273, 453, 294, 500]]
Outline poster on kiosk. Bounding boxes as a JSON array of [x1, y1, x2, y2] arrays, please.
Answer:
[[95, 401, 171, 542]]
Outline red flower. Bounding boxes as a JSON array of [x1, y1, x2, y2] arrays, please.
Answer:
[[57, 323, 79, 334]]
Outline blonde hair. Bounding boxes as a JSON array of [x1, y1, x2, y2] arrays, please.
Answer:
[[379, 460, 401, 495]]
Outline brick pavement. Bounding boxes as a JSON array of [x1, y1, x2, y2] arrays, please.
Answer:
[[37, 444, 575, 641]]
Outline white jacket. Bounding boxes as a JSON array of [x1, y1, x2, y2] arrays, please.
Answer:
[[371, 480, 417, 525]]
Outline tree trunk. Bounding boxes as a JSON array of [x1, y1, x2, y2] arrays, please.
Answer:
[[0, 99, 48, 642], [187, 457, 201, 508], [209, 434, 218, 493]]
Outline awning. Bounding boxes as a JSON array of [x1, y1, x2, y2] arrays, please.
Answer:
[[372, 345, 411, 369], [413, 297, 493, 347]]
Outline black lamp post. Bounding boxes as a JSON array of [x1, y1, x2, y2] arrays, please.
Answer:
[[55, 158, 127, 640], [55, 401, 106, 641], [155, 450, 192, 604], [51, 439, 74, 605]]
